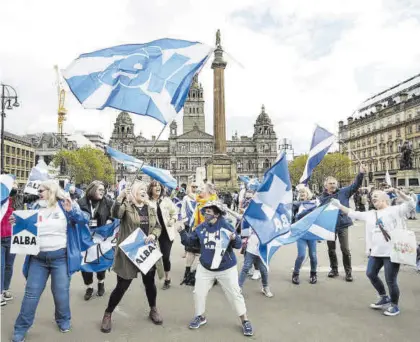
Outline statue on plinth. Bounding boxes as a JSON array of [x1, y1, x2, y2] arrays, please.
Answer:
[[216, 29, 221, 47], [399, 141, 413, 170]]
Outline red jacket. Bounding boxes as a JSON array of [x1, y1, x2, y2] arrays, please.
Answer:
[[1, 199, 14, 237]]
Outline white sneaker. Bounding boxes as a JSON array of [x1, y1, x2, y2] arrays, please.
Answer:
[[251, 270, 261, 280], [262, 287, 273, 298]]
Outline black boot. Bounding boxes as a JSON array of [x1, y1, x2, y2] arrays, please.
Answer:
[[84, 287, 94, 301], [97, 282, 105, 296], [309, 272, 317, 284], [180, 268, 190, 285], [328, 268, 339, 278], [292, 272, 300, 285], [186, 270, 196, 286]]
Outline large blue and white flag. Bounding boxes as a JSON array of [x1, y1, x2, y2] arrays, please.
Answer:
[[11, 210, 39, 255], [210, 228, 232, 269], [119, 228, 162, 275], [105, 145, 177, 189], [244, 153, 293, 245], [1, 174, 14, 222], [79, 220, 120, 273], [258, 203, 339, 269], [300, 125, 335, 185], [63, 39, 213, 125]]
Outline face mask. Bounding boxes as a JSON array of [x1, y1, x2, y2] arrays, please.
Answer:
[[204, 213, 216, 222], [10, 189, 17, 196], [38, 200, 48, 208]]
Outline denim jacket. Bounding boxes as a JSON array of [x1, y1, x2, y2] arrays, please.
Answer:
[[23, 201, 88, 278]]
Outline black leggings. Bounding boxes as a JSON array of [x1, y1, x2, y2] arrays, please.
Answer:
[[159, 228, 173, 273], [106, 268, 157, 313], [81, 271, 106, 286]]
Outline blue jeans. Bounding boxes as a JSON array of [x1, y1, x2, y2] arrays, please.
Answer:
[[239, 252, 268, 287], [366, 256, 400, 305], [294, 239, 317, 274], [13, 248, 70, 342], [1, 236, 16, 292]]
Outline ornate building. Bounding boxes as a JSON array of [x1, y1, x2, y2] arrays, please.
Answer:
[[109, 76, 278, 185], [3, 131, 35, 186], [338, 74, 420, 189]]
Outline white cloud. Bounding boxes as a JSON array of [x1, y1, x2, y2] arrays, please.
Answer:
[[1, 0, 419, 156]]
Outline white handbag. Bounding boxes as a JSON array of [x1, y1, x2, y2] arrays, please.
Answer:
[[389, 228, 417, 267]]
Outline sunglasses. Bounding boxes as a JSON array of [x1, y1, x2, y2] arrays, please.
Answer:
[[38, 189, 47, 194], [192, 186, 198, 188]]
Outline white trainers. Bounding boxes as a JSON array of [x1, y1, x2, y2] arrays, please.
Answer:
[[251, 270, 261, 280], [262, 287, 274, 298]]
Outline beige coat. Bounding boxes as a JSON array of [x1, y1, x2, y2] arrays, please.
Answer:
[[111, 200, 164, 280], [149, 197, 178, 241]]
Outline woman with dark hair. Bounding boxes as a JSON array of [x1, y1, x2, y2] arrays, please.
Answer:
[[177, 200, 253, 336], [148, 180, 177, 290], [78, 180, 114, 300]]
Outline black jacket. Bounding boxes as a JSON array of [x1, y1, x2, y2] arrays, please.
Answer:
[[78, 196, 114, 227]]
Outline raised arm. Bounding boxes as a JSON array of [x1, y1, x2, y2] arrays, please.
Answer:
[[342, 164, 367, 198], [330, 198, 370, 221]]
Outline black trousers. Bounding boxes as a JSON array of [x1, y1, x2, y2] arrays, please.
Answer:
[[159, 228, 173, 273], [327, 228, 352, 273], [106, 268, 157, 313], [81, 270, 106, 286]]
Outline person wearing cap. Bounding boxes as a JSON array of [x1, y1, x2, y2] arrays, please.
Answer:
[[177, 200, 254, 337], [180, 182, 199, 286]]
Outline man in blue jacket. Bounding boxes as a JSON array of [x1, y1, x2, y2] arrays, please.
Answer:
[[320, 164, 367, 282], [178, 201, 253, 337]]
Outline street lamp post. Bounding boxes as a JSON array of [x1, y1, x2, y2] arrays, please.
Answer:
[[279, 138, 294, 159], [1, 84, 20, 172]]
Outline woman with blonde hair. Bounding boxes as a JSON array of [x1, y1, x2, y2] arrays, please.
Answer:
[[147, 180, 177, 290], [332, 188, 415, 317], [291, 186, 319, 285], [101, 181, 164, 333], [10, 180, 87, 342]]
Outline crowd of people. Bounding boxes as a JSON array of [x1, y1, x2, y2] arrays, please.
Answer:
[[1, 168, 419, 341]]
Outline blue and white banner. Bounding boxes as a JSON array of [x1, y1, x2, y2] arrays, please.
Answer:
[[119, 228, 162, 275], [105, 145, 177, 189], [210, 228, 232, 269], [79, 220, 120, 273], [300, 125, 335, 185], [11, 210, 39, 255], [244, 153, 293, 245], [63, 39, 212, 125], [118, 178, 127, 196], [1, 174, 14, 222], [24, 165, 51, 195], [258, 203, 339, 269]]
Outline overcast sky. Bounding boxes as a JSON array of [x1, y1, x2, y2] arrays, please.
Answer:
[[1, 0, 420, 154]]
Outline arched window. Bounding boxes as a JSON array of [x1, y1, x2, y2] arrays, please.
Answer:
[[121, 127, 125, 133], [263, 159, 270, 169]]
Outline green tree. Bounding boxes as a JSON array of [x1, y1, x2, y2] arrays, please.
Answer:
[[53, 146, 115, 186], [289, 152, 354, 191]]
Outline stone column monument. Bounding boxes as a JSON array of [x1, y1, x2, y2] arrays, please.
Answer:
[[205, 30, 238, 189]]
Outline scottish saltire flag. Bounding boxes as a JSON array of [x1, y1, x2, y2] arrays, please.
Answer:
[[239, 175, 250, 184], [119, 228, 162, 274], [244, 153, 293, 245], [210, 228, 232, 269], [63, 39, 213, 125], [172, 197, 183, 220], [183, 197, 197, 227], [11, 210, 39, 255], [1, 174, 14, 222], [118, 178, 127, 195], [105, 146, 177, 189], [79, 220, 120, 272], [28, 165, 50, 182], [300, 125, 335, 185], [258, 203, 339, 269]]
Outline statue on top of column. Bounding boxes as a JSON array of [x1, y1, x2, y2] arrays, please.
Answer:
[[399, 141, 413, 170], [216, 29, 221, 47]]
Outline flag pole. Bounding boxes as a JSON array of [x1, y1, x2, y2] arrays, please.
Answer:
[[136, 123, 169, 177]]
